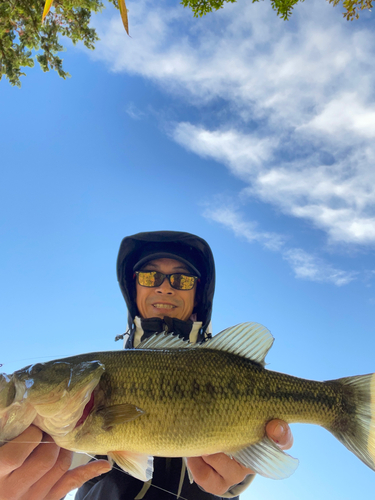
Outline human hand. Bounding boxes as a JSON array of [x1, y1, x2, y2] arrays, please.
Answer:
[[186, 419, 293, 496], [186, 453, 252, 497], [0, 425, 112, 500]]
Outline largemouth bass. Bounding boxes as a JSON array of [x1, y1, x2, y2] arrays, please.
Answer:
[[1, 322, 374, 482]]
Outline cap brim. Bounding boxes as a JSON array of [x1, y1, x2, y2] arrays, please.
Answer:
[[133, 252, 201, 277]]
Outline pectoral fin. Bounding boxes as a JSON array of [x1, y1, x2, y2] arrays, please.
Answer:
[[108, 450, 153, 481], [228, 437, 299, 480], [99, 403, 145, 430]]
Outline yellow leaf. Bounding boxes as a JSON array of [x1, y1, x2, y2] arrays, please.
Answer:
[[42, 0, 54, 23], [118, 0, 130, 36]]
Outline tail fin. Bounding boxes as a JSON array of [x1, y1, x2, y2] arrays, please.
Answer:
[[327, 373, 375, 471]]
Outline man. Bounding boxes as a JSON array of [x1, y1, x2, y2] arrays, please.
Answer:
[[0, 231, 292, 500]]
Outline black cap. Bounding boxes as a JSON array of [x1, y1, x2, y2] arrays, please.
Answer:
[[133, 250, 201, 277]]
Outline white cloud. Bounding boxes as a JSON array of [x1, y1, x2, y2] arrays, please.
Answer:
[[247, 157, 375, 244], [204, 205, 356, 285], [93, 0, 375, 125], [203, 205, 285, 251], [173, 123, 275, 180], [304, 92, 375, 139], [282, 248, 357, 286], [91, 0, 375, 246], [125, 102, 146, 120], [176, 124, 375, 245]]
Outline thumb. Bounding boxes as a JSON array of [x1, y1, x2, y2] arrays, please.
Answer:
[[266, 419, 294, 450]]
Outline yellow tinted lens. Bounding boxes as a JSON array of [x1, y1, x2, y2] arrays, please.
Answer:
[[138, 271, 159, 287], [170, 274, 196, 290]]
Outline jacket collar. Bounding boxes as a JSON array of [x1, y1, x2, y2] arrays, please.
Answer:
[[130, 316, 205, 348]]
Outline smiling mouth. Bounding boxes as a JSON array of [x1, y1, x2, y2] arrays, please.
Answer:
[[152, 303, 176, 309]]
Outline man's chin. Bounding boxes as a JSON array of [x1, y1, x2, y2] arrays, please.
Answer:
[[149, 312, 176, 319], [148, 308, 178, 319], [143, 310, 191, 322]]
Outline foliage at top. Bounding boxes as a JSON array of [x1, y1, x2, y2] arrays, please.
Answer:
[[0, 0, 117, 87], [183, 0, 372, 20], [0, 0, 373, 88]]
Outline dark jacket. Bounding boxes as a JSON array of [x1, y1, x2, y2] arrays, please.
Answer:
[[75, 457, 239, 500]]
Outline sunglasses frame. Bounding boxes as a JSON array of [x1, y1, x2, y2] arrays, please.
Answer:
[[134, 271, 199, 290]]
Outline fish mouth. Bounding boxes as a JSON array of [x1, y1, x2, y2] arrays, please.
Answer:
[[75, 391, 95, 428]]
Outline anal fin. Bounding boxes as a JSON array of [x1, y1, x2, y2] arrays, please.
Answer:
[[108, 450, 154, 482], [228, 436, 299, 480]]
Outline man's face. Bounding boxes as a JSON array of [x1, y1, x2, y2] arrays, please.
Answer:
[[135, 258, 197, 321]]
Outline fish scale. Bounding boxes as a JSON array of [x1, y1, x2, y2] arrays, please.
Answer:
[[56, 348, 356, 455]]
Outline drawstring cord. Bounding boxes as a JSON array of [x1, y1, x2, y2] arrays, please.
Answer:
[[134, 458, 187, 499]]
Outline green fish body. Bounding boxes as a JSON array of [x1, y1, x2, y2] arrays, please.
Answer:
[[1, 323, 374, 482]]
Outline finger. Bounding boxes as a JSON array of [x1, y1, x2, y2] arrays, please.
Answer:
[[45, 459, 112, 500], [186, 456, 228, 495], [266, 419, 294, 450], [201, 453, 253, 482], [6, 434, 61, 498], [0, 425, 43, 475], [22, 448, 73, 500]]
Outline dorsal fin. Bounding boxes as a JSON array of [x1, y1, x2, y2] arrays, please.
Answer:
[[201, 322, 274, 365], [137, 332, 192, 350], [136, 322, 273, 365]]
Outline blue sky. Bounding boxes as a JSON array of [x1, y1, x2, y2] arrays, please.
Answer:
[[1, 0, 375, 498]]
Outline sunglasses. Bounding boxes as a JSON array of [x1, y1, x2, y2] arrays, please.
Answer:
[[135, 271, 199, 290]]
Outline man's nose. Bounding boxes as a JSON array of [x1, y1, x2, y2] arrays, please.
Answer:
[[156, 277, 174, 294]]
